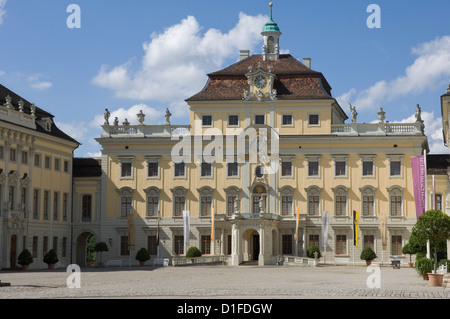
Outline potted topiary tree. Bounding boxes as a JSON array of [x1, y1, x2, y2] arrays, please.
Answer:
[[307, 245, 322, 259], [411, 209, 450, 286], [135, 247, 150, 266], [402, 243, 415, 268], [18, 249, 33, 271], [415, 257, 433, 280], [186, 246, 202, 264], [94, 241, 109, 267], [43, 249, 59, 269], [360, 247, 377, 266]]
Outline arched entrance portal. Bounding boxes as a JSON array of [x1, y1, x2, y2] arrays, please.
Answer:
[[242, 229, 260, 263], [76, 232, 96, 266]]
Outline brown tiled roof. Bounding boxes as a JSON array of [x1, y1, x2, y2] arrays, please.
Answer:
[[186, 54, 333, 102]]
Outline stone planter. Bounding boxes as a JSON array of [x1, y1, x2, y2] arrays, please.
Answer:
[[427, 273, 444, 287]]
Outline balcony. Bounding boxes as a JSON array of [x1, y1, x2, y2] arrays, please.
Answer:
[[100, 124, 191, 139], [331, 122, 424, 136]]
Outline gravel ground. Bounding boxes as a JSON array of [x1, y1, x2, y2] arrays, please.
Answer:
[[0, 264, 449, 299]]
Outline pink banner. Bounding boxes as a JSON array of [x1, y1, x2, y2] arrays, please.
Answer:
[[411, 155, 426, 219]]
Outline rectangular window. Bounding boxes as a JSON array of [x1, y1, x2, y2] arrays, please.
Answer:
[[390, 161, 401, 176], [335, 196, 346, 216], [147, 197, 159, 217], [174, 196, 185, 217], [82, 195, 92, 222], [45, 156, 51, 169], [308, 196, 319, 216], [390, 196, 402, 216], [147, 236, 157, 256], [364, 235, 375, 250], [201, 196, 212, 217], [363, 196, 374, 216], [282, 114, 293, 126], [281, 196, 293, 216], [121, 162, 132, 178], [436, 194, 442, 211], [254, 115, 265, 125], [32, 236, 38, 258], [9, 186, 14, 210], [282, 235, 293, 255], [252, 196, 261, 215], [362, 161, 374, 176], [120, 236, 130, 256], [202, 115, 212, 126], [62, 237, 67, 258], [174, 162, 185, 177], [22, 151, 28, 164], [228, 115, 239, 126], [121, 196, 132, 217], [201, 235, 211, 255], [335, 161, 346, 176], [174, 235, 184, 255], [391, 235, 402, 256], [227, 235, 232, 255], [281, 162, 292, 177], [34, 154, 41, 167], [64, 160, 69, 173], [21, 187, 27, 212], [308, 161, 319, 177], [53, 236, 58, 254], [148, 162, 159, 177], [201, 162, 212, 177], [10, 148, 16, 162], [43, 236, 48, 256], [336, 235, 347, 255], [63, 193, 68, 221], [33, 189, 40, 219], [309, 234, 319, 248], [227, 162, 238, 177], [308, 114, 319, 126], [54, 158, 60, 171], [0, 145, 3, 159], [53, 192, 59, 221], [227, 196, 237, 216]]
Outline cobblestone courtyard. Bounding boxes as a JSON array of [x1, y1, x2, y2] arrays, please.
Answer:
[[0, 264, 449, 299]]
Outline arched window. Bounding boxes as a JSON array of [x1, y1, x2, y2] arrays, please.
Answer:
[[332, 186, 348, 217], [144, 187, 160, 217], [359, 186, 376, 216], [388, 186, 403, 216], [279, 186, 294, 216], [171, 187, 186, 217], [305, 186, 321, 216], [267, 36, 275, 53], [198, 186, 213, 217]]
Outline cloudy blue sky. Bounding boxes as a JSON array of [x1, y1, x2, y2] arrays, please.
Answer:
[[0, 0, 449, 156]]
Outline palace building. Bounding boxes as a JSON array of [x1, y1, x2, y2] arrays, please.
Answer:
[[0, 84, 79, 269], [1, 5, 449, 269]]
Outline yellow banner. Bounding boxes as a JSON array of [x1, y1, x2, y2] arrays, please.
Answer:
[[353, 210, 359, 247]]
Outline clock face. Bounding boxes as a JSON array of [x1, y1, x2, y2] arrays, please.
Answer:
[[255, 76, 267, 89]]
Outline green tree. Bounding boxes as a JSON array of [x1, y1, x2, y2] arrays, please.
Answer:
[[411, 210, 450, 272]]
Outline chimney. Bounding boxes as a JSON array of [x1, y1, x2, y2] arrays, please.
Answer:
[[303, 57, 311, 69], [240, 50, 250, 61]]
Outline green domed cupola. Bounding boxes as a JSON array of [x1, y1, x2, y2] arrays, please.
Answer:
[[262, 2, 282, 61]]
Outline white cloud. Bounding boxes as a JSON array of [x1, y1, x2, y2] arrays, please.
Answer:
[[339, 36, 450, 110], [395, 111, 449, 154], [0, 0, 7, 26], [30, 81, 53, 90], [92, 13, 267, 104]]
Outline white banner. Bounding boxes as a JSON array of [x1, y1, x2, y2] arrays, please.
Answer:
[[321, 211, 330, 249], [183, 210, 190, 247]]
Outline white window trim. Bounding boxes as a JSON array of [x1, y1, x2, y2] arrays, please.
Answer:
[[280, 156, 294, 178], [387, 186, 403, 217], [146, 157, 160, 180], [226, 161, 240, 179], [227, 114, 240, 128], [118, 187, 134, 218], [332, 186, 348, 217], [144, 187, 160, 218], [119, 157, 134, 180], [306, 156, 321, 178], [200, 162, 214, 179], [174, 162, 187, 179], [388, 155, 403, 178], [254, 114, 266, 125], [307, 113, 320, 127], [305, 186, 321, 216], [360, 155, 376, 178], [359, 186, 377, 217], [333, 156, 348, 178], [201, 115, 213, 127], [281, 113, 294, 127]]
